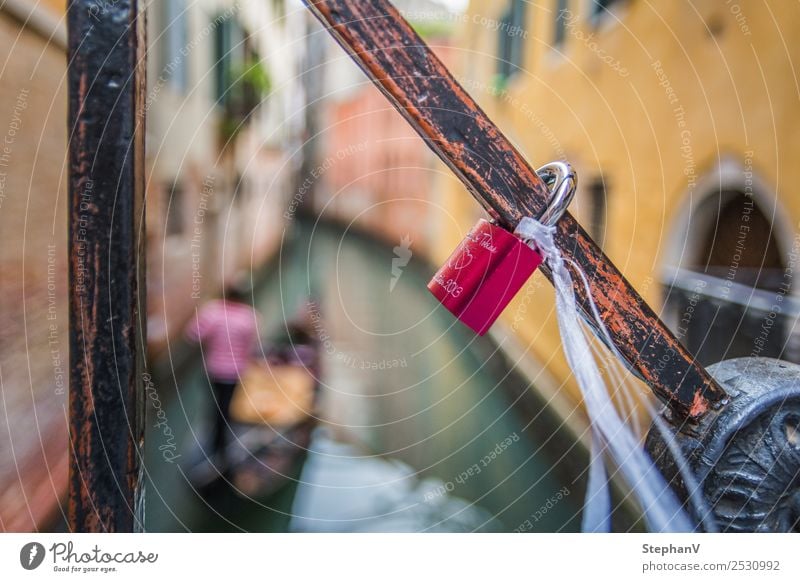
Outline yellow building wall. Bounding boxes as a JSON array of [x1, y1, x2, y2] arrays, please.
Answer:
[[436, 0, 800, 410], [40, 0, 65, 12]]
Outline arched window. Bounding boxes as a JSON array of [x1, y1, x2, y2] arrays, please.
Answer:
[[694, 190, 784, 290], [663, 168, 797, 366]]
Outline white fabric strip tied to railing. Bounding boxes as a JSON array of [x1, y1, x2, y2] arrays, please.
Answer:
[[514, 216, 695, 533]]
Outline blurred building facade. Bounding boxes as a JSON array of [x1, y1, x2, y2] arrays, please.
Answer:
[[432, 0, 800, 413], [309, 1, 461, 250], [0, 0, 70, 532], [0, 0, 309, 530], [4, 0, 800, 532], [145, 0, 308, 350]]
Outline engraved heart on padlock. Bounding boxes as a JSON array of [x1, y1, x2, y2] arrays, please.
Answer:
[[449, 246, 474, 271]]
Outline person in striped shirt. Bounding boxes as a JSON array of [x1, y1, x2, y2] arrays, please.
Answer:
[[185, 283, 261, 466]]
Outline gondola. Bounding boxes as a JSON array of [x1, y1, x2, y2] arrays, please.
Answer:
[[187, 320, 320, 501]]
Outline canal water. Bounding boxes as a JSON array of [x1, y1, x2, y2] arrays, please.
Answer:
[[144, 219, 599, 532]]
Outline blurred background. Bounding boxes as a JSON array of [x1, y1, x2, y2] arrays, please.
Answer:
[[1, 0, 799, 532]]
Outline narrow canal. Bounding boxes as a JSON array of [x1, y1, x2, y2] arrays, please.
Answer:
[[143, 218, 599, 532]]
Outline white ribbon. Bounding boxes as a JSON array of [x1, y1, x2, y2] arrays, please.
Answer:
[[514, 217, 693, 532]]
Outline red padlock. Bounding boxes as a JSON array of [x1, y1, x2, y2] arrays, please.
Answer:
[[428, 162, 576, 335], [428, 219, 541, 335]]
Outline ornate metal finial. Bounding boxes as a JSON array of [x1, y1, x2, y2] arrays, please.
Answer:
[[647, 357, 800, 532]]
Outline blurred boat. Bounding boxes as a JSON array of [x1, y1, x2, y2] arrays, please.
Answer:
[[187, 318, 321, 500]]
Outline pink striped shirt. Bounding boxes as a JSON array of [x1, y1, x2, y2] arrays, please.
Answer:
[[185, 299, 260, 382]]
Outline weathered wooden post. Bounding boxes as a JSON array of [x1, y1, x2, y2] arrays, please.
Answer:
[[67, 0, 147, 532], [303, 0, 800, 531]]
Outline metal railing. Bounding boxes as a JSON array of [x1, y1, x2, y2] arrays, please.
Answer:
[[663, 266, 800, 365]]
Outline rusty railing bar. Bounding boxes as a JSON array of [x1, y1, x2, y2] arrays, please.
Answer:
[[67, 0, 147, 532]]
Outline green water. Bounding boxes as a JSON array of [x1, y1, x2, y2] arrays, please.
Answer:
[[144, 219, 593, 532]]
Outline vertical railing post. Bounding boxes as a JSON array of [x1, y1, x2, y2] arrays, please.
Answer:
[[67, 0, 147, 532]]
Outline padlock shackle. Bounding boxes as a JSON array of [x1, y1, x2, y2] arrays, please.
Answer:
[[303, 0, 728, 422], [535, 162, 577, 227]]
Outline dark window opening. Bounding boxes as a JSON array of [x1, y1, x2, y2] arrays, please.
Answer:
[[695, 191, 784, 291], [213, 16, 245, 105], [587, 176, 607, 243], [166, 180, 185, 237], [160, 0, 190, 93], [497, 1, 527, 82], [554, 0, 569, 46], [591, 0, 623, 23]]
